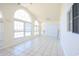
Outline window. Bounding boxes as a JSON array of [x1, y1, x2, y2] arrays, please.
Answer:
[[25, 23, 32, 36], [0, 12, 2, 19], [0, 11, 3, 38], [14, 9, 32, 22], [14, 9, 32, 38], [34, 20, 39, 35], [0, 11, 4, 47], [14, 21, 24, 31], [72, 3, 79, 33], [14, 21, 24, 38]]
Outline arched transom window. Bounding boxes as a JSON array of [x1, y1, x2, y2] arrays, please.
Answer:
[[14, 9, 32, 38]]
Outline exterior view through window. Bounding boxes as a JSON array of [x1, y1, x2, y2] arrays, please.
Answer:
[[14, 9, 32, 38]]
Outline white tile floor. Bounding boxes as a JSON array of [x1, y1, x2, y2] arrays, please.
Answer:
[[0, 36, 64, 56]]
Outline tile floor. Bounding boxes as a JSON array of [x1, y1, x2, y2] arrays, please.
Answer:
[[0, 36, 64, 56]]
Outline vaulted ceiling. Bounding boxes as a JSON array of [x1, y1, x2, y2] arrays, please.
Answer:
[[21, 3, 62, 23]]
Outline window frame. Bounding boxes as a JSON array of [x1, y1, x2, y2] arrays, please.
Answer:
[[14, 19, 32, 38]]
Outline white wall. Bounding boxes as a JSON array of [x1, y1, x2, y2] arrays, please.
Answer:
[[60, 3, 79, 56], [42, 21, 58, 37]]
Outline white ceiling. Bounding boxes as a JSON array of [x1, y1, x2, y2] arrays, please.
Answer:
[[21, 3, 62, 22]]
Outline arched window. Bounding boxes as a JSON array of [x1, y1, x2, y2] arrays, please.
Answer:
[[0, 12, 2, 19], [14, 9, 32, 22], [34, 20, 39, 35], [0, 11, 4, 47], [14, 9, 32, 38], [0, 11, 3, 33]]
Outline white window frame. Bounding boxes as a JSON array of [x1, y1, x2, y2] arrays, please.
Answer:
[[14, 19, 32, 39]]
